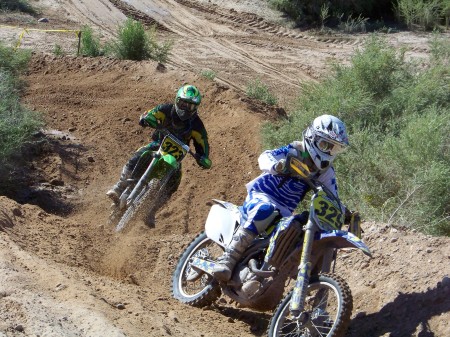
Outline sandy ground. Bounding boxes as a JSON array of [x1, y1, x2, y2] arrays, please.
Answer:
[[0, 1, 449, 337]]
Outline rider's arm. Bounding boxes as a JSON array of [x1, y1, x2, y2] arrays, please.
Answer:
[[191, 118, 212, 169], [317, 166, 339, 198], [139, 104, 168, 128], [317, 166, 347, 215], [259, 143, 298, 175]]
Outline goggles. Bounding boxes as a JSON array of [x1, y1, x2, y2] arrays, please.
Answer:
[[177, 99, 198, 113], [315, 137, 347, 156]]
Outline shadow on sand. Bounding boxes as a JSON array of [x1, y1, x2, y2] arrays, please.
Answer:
[[347, 280, 450, 337]]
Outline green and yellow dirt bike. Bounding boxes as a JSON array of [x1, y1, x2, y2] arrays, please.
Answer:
[[172, 155, 372, 337], [110, 129, 196, 232]]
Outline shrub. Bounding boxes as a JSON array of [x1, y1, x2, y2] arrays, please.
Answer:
[[107, 19, 172, 63], [53, 44, 64, 56], [0, 0, 35, 14], [262, 34, 450, 235], [337, 14, 369, 33], [0, 43, 43, 165], [201, 69, 216, 80], [269, 0, 391, 28], [395, 0, 446, 30], [0, 42, 32, 76], [246, 78, 278, 106], [80, 26, 102, 57]]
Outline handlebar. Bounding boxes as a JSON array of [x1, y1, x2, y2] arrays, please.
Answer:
[[151, 126, 198, 160]]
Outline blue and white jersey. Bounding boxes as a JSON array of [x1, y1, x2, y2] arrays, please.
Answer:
[[245, 142, 339, 216]]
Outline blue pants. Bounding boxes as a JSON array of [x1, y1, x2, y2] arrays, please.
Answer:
[[242, 195, 278, 235]]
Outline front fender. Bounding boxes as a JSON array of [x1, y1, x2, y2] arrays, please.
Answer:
[[316, 230, 372, 257], [161, 153, 178, 168]]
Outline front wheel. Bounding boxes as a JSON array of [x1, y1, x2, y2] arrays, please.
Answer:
[[115, 178, 160, 232], [172, 232, 223, 307], [267, 273, 353, 337]]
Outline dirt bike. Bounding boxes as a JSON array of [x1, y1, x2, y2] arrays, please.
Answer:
[[110, 129, 196, 232], [172, 155, 372, 337]]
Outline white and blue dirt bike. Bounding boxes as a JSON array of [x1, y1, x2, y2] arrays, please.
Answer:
[[111, 129, 196, 232], [172, 156, 372, 337]]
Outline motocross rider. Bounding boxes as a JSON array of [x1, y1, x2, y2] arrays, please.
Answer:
[[212, 114, 355, 281], [106, 84, 212, 204]]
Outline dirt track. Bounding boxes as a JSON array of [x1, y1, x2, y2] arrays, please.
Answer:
[[0, 1, 449, 336]]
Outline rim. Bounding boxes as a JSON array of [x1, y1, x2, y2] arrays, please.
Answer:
[[273, 280, 341, 337], [177, 237, 222, 299]]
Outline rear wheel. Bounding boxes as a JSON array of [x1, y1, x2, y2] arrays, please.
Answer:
[[172, 232, 223, 307], [267, 273, 353, 337]]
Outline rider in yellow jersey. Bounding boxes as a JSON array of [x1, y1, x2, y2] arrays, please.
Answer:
[[106, 84, 212, 203]]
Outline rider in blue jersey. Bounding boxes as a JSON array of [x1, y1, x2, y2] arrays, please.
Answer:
[[213, 114, 352, 281]]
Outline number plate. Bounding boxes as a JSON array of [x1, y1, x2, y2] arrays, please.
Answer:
[[312, 191, 343, 230], [160, 135, 187, 160]]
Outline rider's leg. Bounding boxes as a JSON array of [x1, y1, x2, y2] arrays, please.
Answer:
[[212, 195, 279, 282], [106, 143, 156, 202], [106, 164, 132, 203]]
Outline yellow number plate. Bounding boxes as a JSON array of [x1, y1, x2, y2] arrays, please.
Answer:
[[312, 191, 343, 230], [160, 136, 187, 160]]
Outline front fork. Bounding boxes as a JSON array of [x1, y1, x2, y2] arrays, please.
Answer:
[[126, 155, 159, 203], [289, 220, 316, 319]]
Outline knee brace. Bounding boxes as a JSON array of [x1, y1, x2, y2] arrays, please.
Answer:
[[243, 200, 279, 234]]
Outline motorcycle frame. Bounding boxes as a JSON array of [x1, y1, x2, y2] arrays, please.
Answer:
[[125, 131, 191, 207]]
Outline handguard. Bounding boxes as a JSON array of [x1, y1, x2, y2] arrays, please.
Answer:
[[275, 154, 311, 178], [348, 212, 362, 239]]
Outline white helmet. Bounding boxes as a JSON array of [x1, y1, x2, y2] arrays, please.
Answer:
[[303, 114, 349, 171]]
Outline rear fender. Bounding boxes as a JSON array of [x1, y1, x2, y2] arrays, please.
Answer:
[[204, 200, 241, 248]]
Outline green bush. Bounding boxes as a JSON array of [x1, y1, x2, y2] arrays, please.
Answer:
[[395, 0, 446, 30], [0, 0, 35, 14], [80, 26, 102, 57], [0, 43, 43, 164], [269, 0, 391, 27], [107, 19, 172, 62], [201, 69, 216, 80], [53, 44, 65, 56], [246, 78, 278, 106], [269, 0, 448, 30], [0, 43, 32, 76], [262, 34, 450, 235]]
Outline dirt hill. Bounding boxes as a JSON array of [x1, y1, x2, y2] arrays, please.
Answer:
[[0, 1, 449, 337]]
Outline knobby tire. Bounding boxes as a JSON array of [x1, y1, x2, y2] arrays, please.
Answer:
[[115, 167, 176, 232], [115, 179, 160, 232], [267, 273, 353, 337], [172, 232, 222, 307]]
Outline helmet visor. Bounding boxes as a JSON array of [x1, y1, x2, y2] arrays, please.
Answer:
[[176, 99, 198, 121], [177, 100, 198, 113], [316, 137, 347, 156]]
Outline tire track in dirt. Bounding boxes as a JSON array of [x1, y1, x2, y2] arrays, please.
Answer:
[[177, 0, 362, 46], [108, 0, 171, 32], [108, 0, 353, 97]]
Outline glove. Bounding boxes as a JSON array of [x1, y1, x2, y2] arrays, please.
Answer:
[[344, 208, 353, 224], [274, 159, 290, 175], [347, 211, 362, 239], [139, 117, 149, 127], [139, 113, 158, 128], [196, 155, 212, 169]]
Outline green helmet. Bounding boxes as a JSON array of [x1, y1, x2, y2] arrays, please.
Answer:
[[174, 85, 201, 121]]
